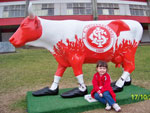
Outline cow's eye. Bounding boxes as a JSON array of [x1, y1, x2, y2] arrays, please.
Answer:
[[21, 23, 29, 29]]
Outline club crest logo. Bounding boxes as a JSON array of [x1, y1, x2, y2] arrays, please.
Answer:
[[82, 24, 116, 53]]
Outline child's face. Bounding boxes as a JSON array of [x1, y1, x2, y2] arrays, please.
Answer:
[[97, 66, 107, 75]]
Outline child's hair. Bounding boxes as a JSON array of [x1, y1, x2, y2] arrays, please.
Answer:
[[96, 60, 108, 70]]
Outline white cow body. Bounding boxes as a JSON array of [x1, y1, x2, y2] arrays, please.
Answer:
[[27, 17, 143, 54]]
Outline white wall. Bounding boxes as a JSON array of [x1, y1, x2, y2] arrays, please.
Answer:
[[141, 30, 150, 42], [2, 32, 14, 42], [0, 6, 3, 18], [60, 3, 67, 15], [119, 4, 131, 15], [97, 0, 146, 5], [54, 3, 61, 15]]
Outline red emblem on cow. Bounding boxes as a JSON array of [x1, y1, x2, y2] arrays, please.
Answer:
[[82, 24, 117, 53]]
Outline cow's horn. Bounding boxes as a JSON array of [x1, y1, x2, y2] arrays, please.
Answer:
[[28, 2, 35, 19]]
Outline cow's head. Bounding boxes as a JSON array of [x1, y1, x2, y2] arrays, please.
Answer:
[[9, 3, 42, 47]]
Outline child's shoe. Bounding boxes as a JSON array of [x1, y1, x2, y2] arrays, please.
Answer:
[[105, 103, 111, 110], [112, 103, 121, 112]]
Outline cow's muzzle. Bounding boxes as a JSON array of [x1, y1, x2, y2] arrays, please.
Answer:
[[9, 37, 25, 48]]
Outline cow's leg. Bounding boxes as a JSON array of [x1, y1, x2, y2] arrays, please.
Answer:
[[111, 67, 131, 86], [113, 49, 135, 92], [72, 56, 86, 92], [50, 64, 66, 90], [125, 75, 131, 85], [76, 74, 87, 91], [113, 71, 130, 92], [61, 55, 88, 98], [32, 64, 66, 96]]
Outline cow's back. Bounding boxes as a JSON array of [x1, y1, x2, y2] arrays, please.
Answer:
[[38, 18, 143, 65], [82, 20, 143, 64], [117, 20, 143, 45]]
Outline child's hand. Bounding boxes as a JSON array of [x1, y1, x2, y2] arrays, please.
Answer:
[[99, 93, 103, 97]]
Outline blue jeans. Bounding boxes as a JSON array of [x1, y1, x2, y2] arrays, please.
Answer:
[[94, 91, 115, 106]]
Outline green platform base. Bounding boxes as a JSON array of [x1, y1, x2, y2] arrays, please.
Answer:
[[27, 85, 150, 113]]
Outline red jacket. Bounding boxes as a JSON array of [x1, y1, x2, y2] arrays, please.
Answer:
[[91, 72, 116, 102]]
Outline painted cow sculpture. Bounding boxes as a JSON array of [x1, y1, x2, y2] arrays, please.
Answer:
[[9, 3, 143, 98]]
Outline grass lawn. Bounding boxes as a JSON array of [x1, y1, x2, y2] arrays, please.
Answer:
[[0, 45, 150, 113]]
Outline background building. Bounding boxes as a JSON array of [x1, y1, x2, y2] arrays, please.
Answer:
[[0, 0, 150, 52]]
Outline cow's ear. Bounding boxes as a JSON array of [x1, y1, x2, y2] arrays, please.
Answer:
[[20, 18, 30, 29], [34, 17, 41, 29], [108, 20, 130, 37]]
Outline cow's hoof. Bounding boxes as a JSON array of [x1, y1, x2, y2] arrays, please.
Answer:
[[61, 88, 88, 98], [111, 80, 131, 87], [112, 85, 123, 93], [32, 86, 58, 96], [124, 80, 132, 86], [111, 81, 116, 87]]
